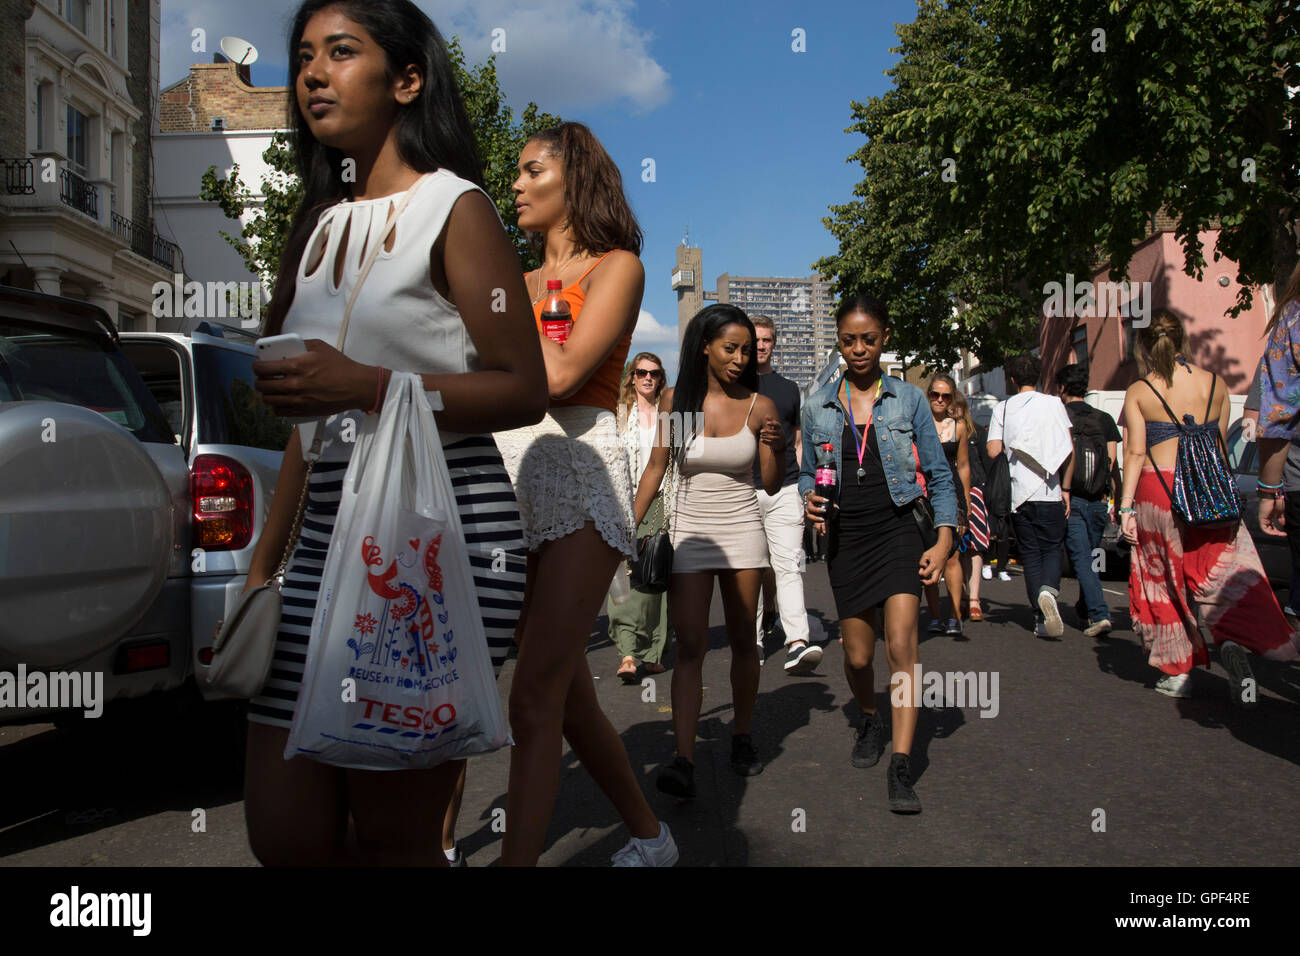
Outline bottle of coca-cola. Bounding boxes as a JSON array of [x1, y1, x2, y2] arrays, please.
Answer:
[[540, 279, 573, 344], [813, 442, 837, 511]]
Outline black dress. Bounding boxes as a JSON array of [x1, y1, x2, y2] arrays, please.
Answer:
[[827, 422, 923, 619], [940, 438, 969, 526]]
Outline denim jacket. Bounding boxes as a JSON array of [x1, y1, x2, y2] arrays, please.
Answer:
[[798, 371, 958, 529]]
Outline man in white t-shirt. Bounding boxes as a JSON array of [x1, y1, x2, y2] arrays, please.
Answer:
[[986, 353, 1075, 637]]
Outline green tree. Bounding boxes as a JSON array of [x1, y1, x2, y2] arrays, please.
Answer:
[[819, 0, 1300, 369], [200, 37, 560, 293]]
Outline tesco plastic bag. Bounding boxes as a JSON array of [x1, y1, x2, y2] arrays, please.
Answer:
[[285, 372, 511, 770]]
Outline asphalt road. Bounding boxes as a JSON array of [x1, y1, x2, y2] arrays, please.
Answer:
[[3, 560, 1298, 867]]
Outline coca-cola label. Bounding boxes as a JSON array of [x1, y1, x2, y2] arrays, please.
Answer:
[[541, 317, 572, 344], [815, 466, 836, 487]]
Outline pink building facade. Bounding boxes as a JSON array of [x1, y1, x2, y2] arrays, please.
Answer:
[[1038, 230, 1270, 394]]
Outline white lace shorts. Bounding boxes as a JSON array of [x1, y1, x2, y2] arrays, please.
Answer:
[[495, 405, 635, 557]]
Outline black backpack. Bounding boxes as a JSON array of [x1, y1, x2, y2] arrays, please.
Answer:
[[1065, 403, 1112, 499], [984, 406, 1012, 519]]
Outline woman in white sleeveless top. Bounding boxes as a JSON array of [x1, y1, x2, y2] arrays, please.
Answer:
[[632, 305, 786, 800], [608, 353, 674, 681], [239, 0, 546, 866]]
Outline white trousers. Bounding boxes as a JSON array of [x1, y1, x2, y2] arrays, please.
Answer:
[[754, 482, 811, 645]]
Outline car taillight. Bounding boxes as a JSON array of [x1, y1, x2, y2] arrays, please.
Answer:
[[192, 454, 254, 551]]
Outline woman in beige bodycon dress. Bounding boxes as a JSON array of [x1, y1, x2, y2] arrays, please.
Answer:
[[633, 304, 785, 800]]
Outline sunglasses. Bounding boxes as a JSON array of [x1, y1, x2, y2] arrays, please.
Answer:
[[634, 369, 664, 380], [929, 391, 952, 401]]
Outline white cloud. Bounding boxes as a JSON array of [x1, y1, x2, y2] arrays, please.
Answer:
[[158, 1, 671, 115], [439, 0, 671, 114], [629, 309, 679, 383], [631, 308, 675, 344]]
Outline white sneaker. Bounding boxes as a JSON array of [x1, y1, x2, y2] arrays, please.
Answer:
[[998, 571, 1012, 582], [982, 566, 993, 580], [1155, 673, 1193, 698], [1037, 588, 1063, 637], [611, 822, 678, 867], [784, 641, 824, 675], [756, 637, 766, 665]]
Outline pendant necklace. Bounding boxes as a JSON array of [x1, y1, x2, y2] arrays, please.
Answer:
[[844, 376, 883, 483]]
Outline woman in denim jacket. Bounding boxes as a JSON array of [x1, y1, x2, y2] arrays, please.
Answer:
[[801, 295, 956, 814]]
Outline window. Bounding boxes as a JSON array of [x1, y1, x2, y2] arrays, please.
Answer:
[[67, 106, 88, 174], [1072, 324, 1088, 370], [36, 83, 46, 150], [110, 132, 123, 212], [192, 345, 293, 450], [65, 0, 88, 34], [0, 319, 173, 443], [1123, 319, 1138, 364]]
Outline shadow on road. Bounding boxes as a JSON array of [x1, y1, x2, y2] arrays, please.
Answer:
[[0, 689, 246, 859]]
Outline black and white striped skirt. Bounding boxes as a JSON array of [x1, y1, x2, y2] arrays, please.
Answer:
[[247, 435, 526, 729]]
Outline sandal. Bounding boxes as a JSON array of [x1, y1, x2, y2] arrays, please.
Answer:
[[968, 601, 983, 622], [617, 657, 639, 684]]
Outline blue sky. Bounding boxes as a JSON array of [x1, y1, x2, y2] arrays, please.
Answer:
[[161, 0, 919, 380]]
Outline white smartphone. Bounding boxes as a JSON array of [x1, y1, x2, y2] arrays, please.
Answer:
[[254, 333, 313, 423], [255, 333, 307, 364]]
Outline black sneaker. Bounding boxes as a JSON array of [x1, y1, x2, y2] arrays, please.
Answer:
[[1219, 641, 1257, 710], [887, 754, 922, 814], [656, 756, 696, 799], [730, 734, 765, 777], [852, 711, 885, 768]]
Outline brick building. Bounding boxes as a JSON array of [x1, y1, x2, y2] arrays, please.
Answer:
[[154, 57, 291, 328], [0, 0, 173, 329], [1038, 226, 1271, 397]]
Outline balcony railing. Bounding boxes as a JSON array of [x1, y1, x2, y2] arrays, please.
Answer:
[[60, 167, 98, 218], [111, 212, 179, 271], [2, 158, 35, 194]]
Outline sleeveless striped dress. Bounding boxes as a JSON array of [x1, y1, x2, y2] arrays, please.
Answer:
[[247, 440, 524, 728], [247, 170, 526, 729]]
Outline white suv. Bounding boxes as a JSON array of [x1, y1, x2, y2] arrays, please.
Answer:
[[118, 323, 289, 698]]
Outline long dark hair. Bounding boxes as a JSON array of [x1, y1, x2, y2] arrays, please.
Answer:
[[671, 304, 757, 466], [527, 122, 643, 258], [263, 0, 484, 335]]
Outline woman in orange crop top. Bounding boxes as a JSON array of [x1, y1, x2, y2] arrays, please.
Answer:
[[471, 122, 676, 866]]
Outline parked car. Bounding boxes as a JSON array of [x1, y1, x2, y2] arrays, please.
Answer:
[[0, 288, 292, 725], [117, 323, 291, 697], [0, 287, 192, 722], [1225, 420, 1291, 589]]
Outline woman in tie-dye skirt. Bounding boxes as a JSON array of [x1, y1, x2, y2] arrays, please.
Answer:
[[1119, 312, 1298, 705]]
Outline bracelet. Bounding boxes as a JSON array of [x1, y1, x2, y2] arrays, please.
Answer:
[[1257, 479, 1285, 490], [1258, 488, 1286, 500], [1117, 507, 1134, 515], [366, 366, 390, 415]]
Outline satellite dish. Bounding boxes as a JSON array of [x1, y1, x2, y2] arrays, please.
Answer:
[[219, 36, 259, 66]]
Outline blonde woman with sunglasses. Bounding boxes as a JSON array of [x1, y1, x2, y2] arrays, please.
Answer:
[[922, 374, 970, 637], [608, 353, 675, 681]]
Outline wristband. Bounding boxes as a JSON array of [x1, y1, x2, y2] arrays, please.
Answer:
[[1258, 488, 1285, 500], [367, 366, 391, 415]]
